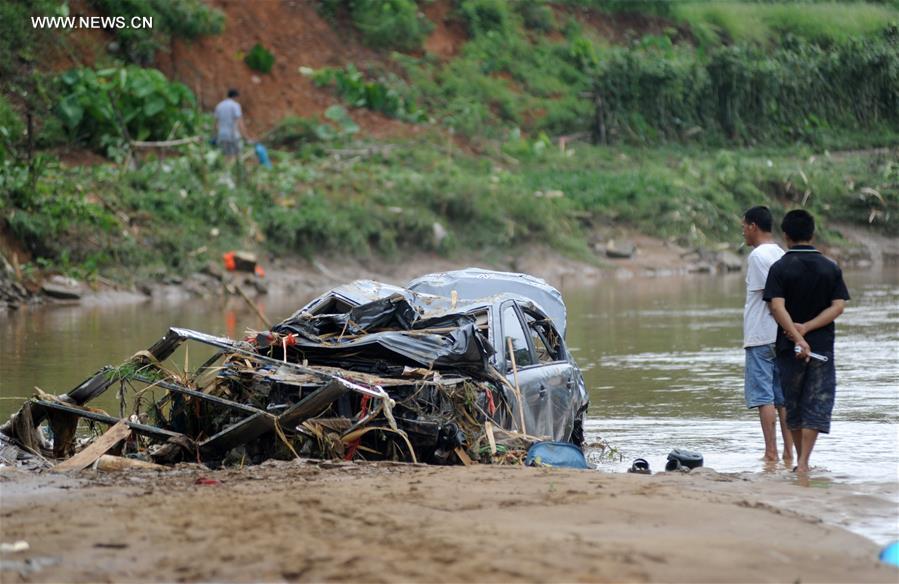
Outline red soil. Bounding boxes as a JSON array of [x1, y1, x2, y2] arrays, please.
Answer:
[[422, 0, 466, 60], [37, 1, 682, 140], [154, 0, 422, 139]]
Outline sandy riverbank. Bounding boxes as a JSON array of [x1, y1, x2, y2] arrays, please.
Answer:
[[0, 461, 894, 583]]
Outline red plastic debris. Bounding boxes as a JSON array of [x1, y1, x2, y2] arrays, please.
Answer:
[[485, 389, 496, 416], [223, 252, 237, 271], [194, 477, 221, 486]]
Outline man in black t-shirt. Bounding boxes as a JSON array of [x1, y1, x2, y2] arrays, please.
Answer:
[[763, 210, 850, 473]]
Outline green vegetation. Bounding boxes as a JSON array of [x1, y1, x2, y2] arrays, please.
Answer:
[[0, 96, 25, 163], [595, 32, 899, 145], [397, 24, 593, 139], [89, 0, 224, 65], [267, 105, 361, 151], [2, 0, 899, 285], [671, 1, 899, 45], [244, 43, 276, 74], [318, 0, 432, 51], [459, 0, 516, 37], [2, 135, 895, 281], [351, 0, 433, 50], [55, 66, 197, 155], [0, 0, 61, 80], [309, 65, 427, 122], [387, 2, 899, 148]]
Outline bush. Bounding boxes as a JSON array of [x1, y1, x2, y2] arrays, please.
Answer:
[[351, 0, 432, 51], [267, 116, 321, 149], [459, 0, 515, 37], [518, 1, 555, 32], [594, 33, 899, 145], [0, 1, 57, 75], [89, 0, 224, 65], [311, 64, 427, 122], [244, 43, 275, 73], [0, 95, 25, 162], [55, 66, 198, 154], [671, 1, 899, 46]]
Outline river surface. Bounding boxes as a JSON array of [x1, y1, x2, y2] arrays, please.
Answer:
[[1, 269, 897, 544]]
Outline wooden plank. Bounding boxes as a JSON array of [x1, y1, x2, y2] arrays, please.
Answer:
[[485, 421, 497, 456], [95, 455, 166, 472], [53, 421, 132, 473], [454, 447, 473, 466]]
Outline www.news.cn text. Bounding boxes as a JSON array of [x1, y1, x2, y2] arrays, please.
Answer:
[[31, 16, 153, 29]]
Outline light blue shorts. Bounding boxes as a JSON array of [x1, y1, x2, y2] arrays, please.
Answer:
[[744, 344, 784, 409]]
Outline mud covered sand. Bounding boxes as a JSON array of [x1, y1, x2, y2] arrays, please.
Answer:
[[1, 462, 894, 583]]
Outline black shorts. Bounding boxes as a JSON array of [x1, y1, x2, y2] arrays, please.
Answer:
[[776, 350, 836, 434]]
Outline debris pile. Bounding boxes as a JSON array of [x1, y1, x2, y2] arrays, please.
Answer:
[[1, 272, 590, 470]]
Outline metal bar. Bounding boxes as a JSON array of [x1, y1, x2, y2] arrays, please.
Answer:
[[198, 413, 272, 456], [198, 379, 348, 456], [65, 367, 116, 405], [32, 400, 184, 441], [164, 327, 390, 401], [130, 375, 270, 417], [278, 380, 347, 427]]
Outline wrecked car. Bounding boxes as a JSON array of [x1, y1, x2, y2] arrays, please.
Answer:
[[0, 269, 589, 468]]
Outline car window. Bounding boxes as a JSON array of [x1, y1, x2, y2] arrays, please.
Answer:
[[502, 305, 534, 368], [524, 311, 563, 363]]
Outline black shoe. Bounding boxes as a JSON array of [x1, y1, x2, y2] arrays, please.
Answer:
[[627, 458, 651, 474]]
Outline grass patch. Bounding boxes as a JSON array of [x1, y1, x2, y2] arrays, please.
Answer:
[[672, 2, 899, 45], [2, 136, 895, 282]]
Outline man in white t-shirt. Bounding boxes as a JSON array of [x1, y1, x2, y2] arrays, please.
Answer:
[[214, 88, 251, 158], [741, 206, 794, 463]]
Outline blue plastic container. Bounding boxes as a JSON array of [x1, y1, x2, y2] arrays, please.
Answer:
[[880, 541, 899, 567], [525, 441, 589, 469], [254, 143, 272, 168]]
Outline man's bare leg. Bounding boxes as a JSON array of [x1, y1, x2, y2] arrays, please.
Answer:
[[790, 428, 802, 469], [758, 404, 778, 461], [777, 406, 794, 462], [795, 428, 819, 473]]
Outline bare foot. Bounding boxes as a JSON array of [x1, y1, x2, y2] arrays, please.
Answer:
[[794, 464, 810, 473]]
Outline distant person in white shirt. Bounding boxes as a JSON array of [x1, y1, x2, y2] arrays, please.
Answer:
[[741, 206, 794, 463], [214, 88, 251, 157]]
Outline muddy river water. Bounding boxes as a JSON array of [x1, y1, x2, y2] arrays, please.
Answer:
[[2, 269, 897, 544]]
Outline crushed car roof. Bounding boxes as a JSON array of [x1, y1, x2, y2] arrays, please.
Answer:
[[407, 268, 568, 337]]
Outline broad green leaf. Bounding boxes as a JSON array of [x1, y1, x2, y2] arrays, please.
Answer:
[[57, 96, 84, 128], [144, 96, 166, 117]]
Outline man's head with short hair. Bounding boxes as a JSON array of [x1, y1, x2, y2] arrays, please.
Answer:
[[741, 205, 774, 247], [781, 209, 815, 244], [743, 206, 773, 232], [227, 88, 239, 98]]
